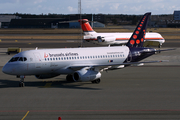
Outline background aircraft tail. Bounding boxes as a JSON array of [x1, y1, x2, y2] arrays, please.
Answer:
[[78, 19, 96, 35], [126, 12, 151, 48]]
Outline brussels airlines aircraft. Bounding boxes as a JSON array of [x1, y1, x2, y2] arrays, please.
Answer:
[[78, 19, 165, 47], [2, 12, 168, 87]]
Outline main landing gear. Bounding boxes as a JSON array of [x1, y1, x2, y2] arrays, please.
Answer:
[[19, 75, 25, 87], [91, 79, 101, 84]]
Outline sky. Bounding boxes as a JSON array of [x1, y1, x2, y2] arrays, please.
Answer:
[[0, 0, 180, 15]]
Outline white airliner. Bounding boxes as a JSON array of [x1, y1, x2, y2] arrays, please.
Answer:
[[2, 12, 169, 87], [78, 19, 165, 47]]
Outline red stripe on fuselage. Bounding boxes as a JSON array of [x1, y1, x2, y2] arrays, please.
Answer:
[[84, 37, 164, 41]]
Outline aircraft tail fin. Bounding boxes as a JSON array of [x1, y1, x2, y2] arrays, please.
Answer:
[[126, 12, 151, 48], [78, 19, 96, 35]]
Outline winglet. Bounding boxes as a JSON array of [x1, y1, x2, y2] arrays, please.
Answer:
[[126, 12, 151, 48]]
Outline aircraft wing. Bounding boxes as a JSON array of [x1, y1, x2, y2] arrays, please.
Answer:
[[67, 60, 168, 71]]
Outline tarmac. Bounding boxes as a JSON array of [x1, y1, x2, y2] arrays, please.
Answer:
[[0, 38, 180, 119]]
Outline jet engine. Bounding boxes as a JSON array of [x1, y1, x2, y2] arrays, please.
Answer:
[[35, 74, 60, 79], [73, 67, 101, 82], [97, 36, 116, 43]]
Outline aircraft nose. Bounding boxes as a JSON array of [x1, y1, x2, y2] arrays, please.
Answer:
[[2, 64, 11, 74]]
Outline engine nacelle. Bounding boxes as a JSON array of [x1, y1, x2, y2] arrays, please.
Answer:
[[73, 68, 101, 82], [97, 36, 116, 43], [35, 74, 60, 79]]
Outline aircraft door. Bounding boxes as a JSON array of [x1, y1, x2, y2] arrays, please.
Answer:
[[33, 53, 42, 68], [126, 51, 132, 62]]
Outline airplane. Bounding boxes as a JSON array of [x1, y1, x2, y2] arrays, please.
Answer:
[[2, 12, 170, 87], [78, 19, 165, 48]]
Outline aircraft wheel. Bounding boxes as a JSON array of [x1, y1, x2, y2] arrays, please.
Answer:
[[19, 82, 25, 87], [91, 79, 101, 84]]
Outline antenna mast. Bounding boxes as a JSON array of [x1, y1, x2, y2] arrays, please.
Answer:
[[78, 0, 82, 47]]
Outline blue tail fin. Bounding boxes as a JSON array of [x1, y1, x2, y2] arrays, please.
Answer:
[[126, 12, 151, 48]]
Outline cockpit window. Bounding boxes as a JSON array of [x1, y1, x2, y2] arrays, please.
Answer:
[[24, 57, 27, 61], [9, 57, 27, 62], [9, 57, 19, 62], [19, 57, 23, 61]]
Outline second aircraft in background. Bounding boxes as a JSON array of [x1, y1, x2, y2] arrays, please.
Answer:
[[78, 19, 165, 48]]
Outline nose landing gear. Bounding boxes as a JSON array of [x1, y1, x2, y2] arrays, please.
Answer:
[[19, 75, 25, 87]]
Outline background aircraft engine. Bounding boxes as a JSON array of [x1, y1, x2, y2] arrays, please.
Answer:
[[97, 36, 115, 43], [73, 68, 101, 82], [35, 74, 60, 79]]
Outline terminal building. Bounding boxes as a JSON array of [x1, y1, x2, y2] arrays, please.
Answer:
[[8, 18, 105, 28], [0, 15, 105, 28], [174, 11, 180, 20], [0, 15, 20, 28]]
